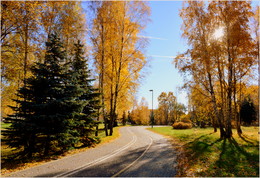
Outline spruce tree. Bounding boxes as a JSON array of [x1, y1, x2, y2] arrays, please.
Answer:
[[3, 34, 80, 156], [240, 97, 257, 126], [3, 35, 101, 158], [70, 41, 100, 146]]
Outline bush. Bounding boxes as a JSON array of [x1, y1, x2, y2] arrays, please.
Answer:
[[172, 122, 192, 129], [180, 114, 192, 124]]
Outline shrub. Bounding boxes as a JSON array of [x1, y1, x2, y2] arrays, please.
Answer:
[[180, 114, 192, 124], [172, 122, 192, 129]]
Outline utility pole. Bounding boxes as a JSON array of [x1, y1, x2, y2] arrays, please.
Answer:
[[175, 87, 178, 122], [149, 89, 154, 128]]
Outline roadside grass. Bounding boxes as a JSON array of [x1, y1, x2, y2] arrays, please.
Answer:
[[98, 126, 121, 144], [1, 122, 11, 130], [148, 126, 259, 177], [1, 124, 122, 176]]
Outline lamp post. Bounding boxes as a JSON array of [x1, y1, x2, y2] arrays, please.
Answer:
[[149, 89, 154, 128]]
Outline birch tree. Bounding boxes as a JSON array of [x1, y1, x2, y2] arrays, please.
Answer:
[[176, 1, 255, 138], [90, 1, 150, 135]]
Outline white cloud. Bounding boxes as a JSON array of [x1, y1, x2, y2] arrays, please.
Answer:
[[138, 35, 168, 40], [149, 55, 176, 59]]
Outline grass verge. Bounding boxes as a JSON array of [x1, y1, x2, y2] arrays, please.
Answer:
[[98, 126, 121, 145], [148, 126, 259, 177], [1, 126, 122, 176]]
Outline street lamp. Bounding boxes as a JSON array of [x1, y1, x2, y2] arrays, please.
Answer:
[[149, 89, 154, 128]]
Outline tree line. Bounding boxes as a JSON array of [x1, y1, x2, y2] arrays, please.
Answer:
[[175, 1, 259, 138], [129, 92, 186, 126]]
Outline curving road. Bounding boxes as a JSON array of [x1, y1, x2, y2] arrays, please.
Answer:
[[7, 126, 177, 177]]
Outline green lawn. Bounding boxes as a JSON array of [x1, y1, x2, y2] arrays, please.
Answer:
[[148, 126, 259, 177]]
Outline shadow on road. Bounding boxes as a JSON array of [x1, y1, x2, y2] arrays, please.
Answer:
[[36, 138, 176, 177]]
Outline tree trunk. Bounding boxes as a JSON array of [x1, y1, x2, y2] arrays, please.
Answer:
[[236, 111, 242, 135], [109, 80, 114, 136], [24, 23, 29, 86], [223, 25, 233, 138], [226, 56, 233, 138], [24, 133, 35, 158], [104, 117, 108, 136], [44, 135, 51, 156], [212, 117, 217, 132], [100, 23, 108, 136], [216, 55, 227, 138], [206, 66, 226, 138], [95, 124, 99, 137], [219, 110, 226, 138], [234, 75, 242, 135], [109, 120, 113, 136]]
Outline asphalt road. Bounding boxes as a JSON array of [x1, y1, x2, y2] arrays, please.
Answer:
[[7, 126, 177, 177]]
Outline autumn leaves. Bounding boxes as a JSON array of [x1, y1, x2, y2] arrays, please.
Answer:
[[176, 1, 258, 138], [89, 1, 150, 135], [2, 1, 258, 142], [1, 1, 86, 117], [1, 1, 150, 138]]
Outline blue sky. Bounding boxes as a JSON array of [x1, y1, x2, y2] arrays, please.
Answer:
[[83, 0, 259, 110], [82, 1, 188, 109], [137, 1, 187, 109], [137, 0, 259, 109]]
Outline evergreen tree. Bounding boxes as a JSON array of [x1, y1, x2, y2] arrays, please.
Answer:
[[3, 35, 101, 158], [70, 41, 100, 146], [240, 97, 257, 126], [3, 34, 80, 156]]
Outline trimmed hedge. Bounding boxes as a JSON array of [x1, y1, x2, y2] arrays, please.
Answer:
[[172, 122, 192, 129]]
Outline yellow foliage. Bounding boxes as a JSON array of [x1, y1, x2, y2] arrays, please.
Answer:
[[1, 1, 87, 117], [131, 97, 150, 125], [172, 122, 192, 129], [90, 1, 150, 120]]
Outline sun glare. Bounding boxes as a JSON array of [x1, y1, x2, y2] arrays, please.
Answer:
[[213, 27, 224, 39]]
